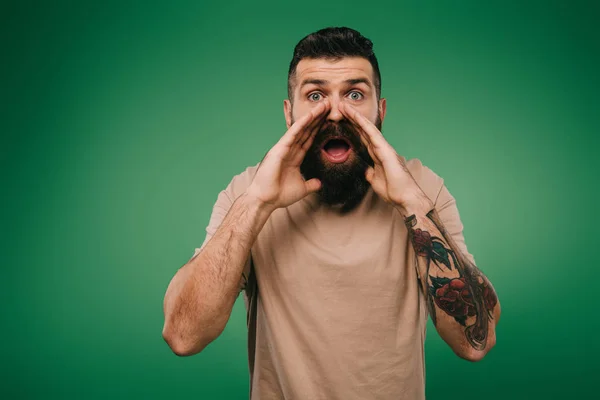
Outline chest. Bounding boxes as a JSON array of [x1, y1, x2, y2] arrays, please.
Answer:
[[251, 203, 416, 308]]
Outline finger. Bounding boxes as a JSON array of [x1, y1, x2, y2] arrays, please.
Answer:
[[285, 105, 328, 165], [338, 102, 370, 142], [299, 106, 328, 150], [364, 139, 382, 166], [288, 101, 329, 164], [289, 117, 324, 166], [288, 101, 329, 148], [339, 103, 390, 166], [338, 103, 379, 161], [304, 178, 321, 194], [277, 103, 324, 149], [339, 105, 382, 165], [339, 102, 385, 149], [277, 111, 324, 165], [283, 106, 327, 167], [293, 100, 330, 148], [301, 120, 321, 151], [365, 166, 375, 184]]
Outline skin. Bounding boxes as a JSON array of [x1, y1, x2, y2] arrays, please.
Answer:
[[163, 90, 333, 355], [284, 57, 386, 156], [248, 56, 388, 211], [163, 56, 500, 361], [341, 96, 502, 358]]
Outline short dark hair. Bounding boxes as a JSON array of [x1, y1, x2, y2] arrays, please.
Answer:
[[287, 27, 382, 103]]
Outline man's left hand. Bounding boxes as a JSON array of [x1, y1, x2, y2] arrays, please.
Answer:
[[339, 102, 434, 216]]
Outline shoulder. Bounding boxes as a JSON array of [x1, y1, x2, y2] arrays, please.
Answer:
[[221, 162, 261, 201], [402, 155, 445, 206]]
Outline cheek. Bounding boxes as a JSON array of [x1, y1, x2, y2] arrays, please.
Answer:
[[292, 105, 313, 123], [353, 102, 378, 121]]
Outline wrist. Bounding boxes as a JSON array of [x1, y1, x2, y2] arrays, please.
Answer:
[[242, 187, 277, 217], [394, 196, 434, 219]]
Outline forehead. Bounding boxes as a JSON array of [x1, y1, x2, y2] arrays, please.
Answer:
[[294, 57, 374, 87]]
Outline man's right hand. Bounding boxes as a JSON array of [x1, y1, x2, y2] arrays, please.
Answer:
[[246, 100, 331, 212]]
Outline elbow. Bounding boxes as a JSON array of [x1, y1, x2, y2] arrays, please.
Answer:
[[162, 323, 222, 357], [162, 331, 200, 357], [161, 278, 233, 357], [455, 332, 497, 362], [458, 348, 487, 362]]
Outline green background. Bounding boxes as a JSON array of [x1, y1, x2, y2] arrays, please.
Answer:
[[2, 0, 598, 398]]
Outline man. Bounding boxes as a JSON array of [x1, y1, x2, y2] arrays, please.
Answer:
[[162, 27, 501, 399]]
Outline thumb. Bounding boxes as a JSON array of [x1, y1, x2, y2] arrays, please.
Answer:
[[304, 178, 321, 194], [365, 167, 375, 184]]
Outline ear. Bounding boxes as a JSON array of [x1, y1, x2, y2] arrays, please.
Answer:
[[378, 98, 387, 123], [284, 99, 293, 129]]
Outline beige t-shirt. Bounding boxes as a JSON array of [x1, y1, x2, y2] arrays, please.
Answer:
[[193, 155, 475, 400]]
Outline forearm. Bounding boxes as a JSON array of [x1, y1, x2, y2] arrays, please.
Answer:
[[399, 203, 501, 361], [162, 191, 272, 356]]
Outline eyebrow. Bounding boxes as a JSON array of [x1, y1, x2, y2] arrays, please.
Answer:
[[299, 78, 372, 89]]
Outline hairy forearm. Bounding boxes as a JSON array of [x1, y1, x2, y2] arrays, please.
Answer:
[[162, 191, 272, 356], [400, 204, 501, 361]]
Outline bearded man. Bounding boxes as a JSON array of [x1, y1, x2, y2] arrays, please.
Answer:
[[162, 27, 501, 400]]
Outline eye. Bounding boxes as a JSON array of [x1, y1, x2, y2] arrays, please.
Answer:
[[348, 91, 364, 101], [308, 92, 323, 102]]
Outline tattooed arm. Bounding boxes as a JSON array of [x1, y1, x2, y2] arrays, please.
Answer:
[[400, 201, 501, 362], [335, 101, 500, 360]]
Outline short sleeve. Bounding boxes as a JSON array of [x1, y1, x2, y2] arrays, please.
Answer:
[[190, 177, 255, 295], [434, 183, 477, 266]]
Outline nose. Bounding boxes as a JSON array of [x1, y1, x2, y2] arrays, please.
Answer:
[[326, 98, 344, 123]]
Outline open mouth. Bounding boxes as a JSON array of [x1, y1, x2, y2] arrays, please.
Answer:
[[321, 137, 353, 163]]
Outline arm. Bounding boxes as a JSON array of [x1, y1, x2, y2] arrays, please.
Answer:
[[337, 101, 501, 361], [162, 99, 331, 356], [162, 191, 271, 356], [401, 201, 501, 362]]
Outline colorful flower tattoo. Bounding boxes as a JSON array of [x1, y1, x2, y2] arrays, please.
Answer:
[[405, 210, 498, 350]]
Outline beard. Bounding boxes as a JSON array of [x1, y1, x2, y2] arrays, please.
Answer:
[[297, 112, 382, 213]]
